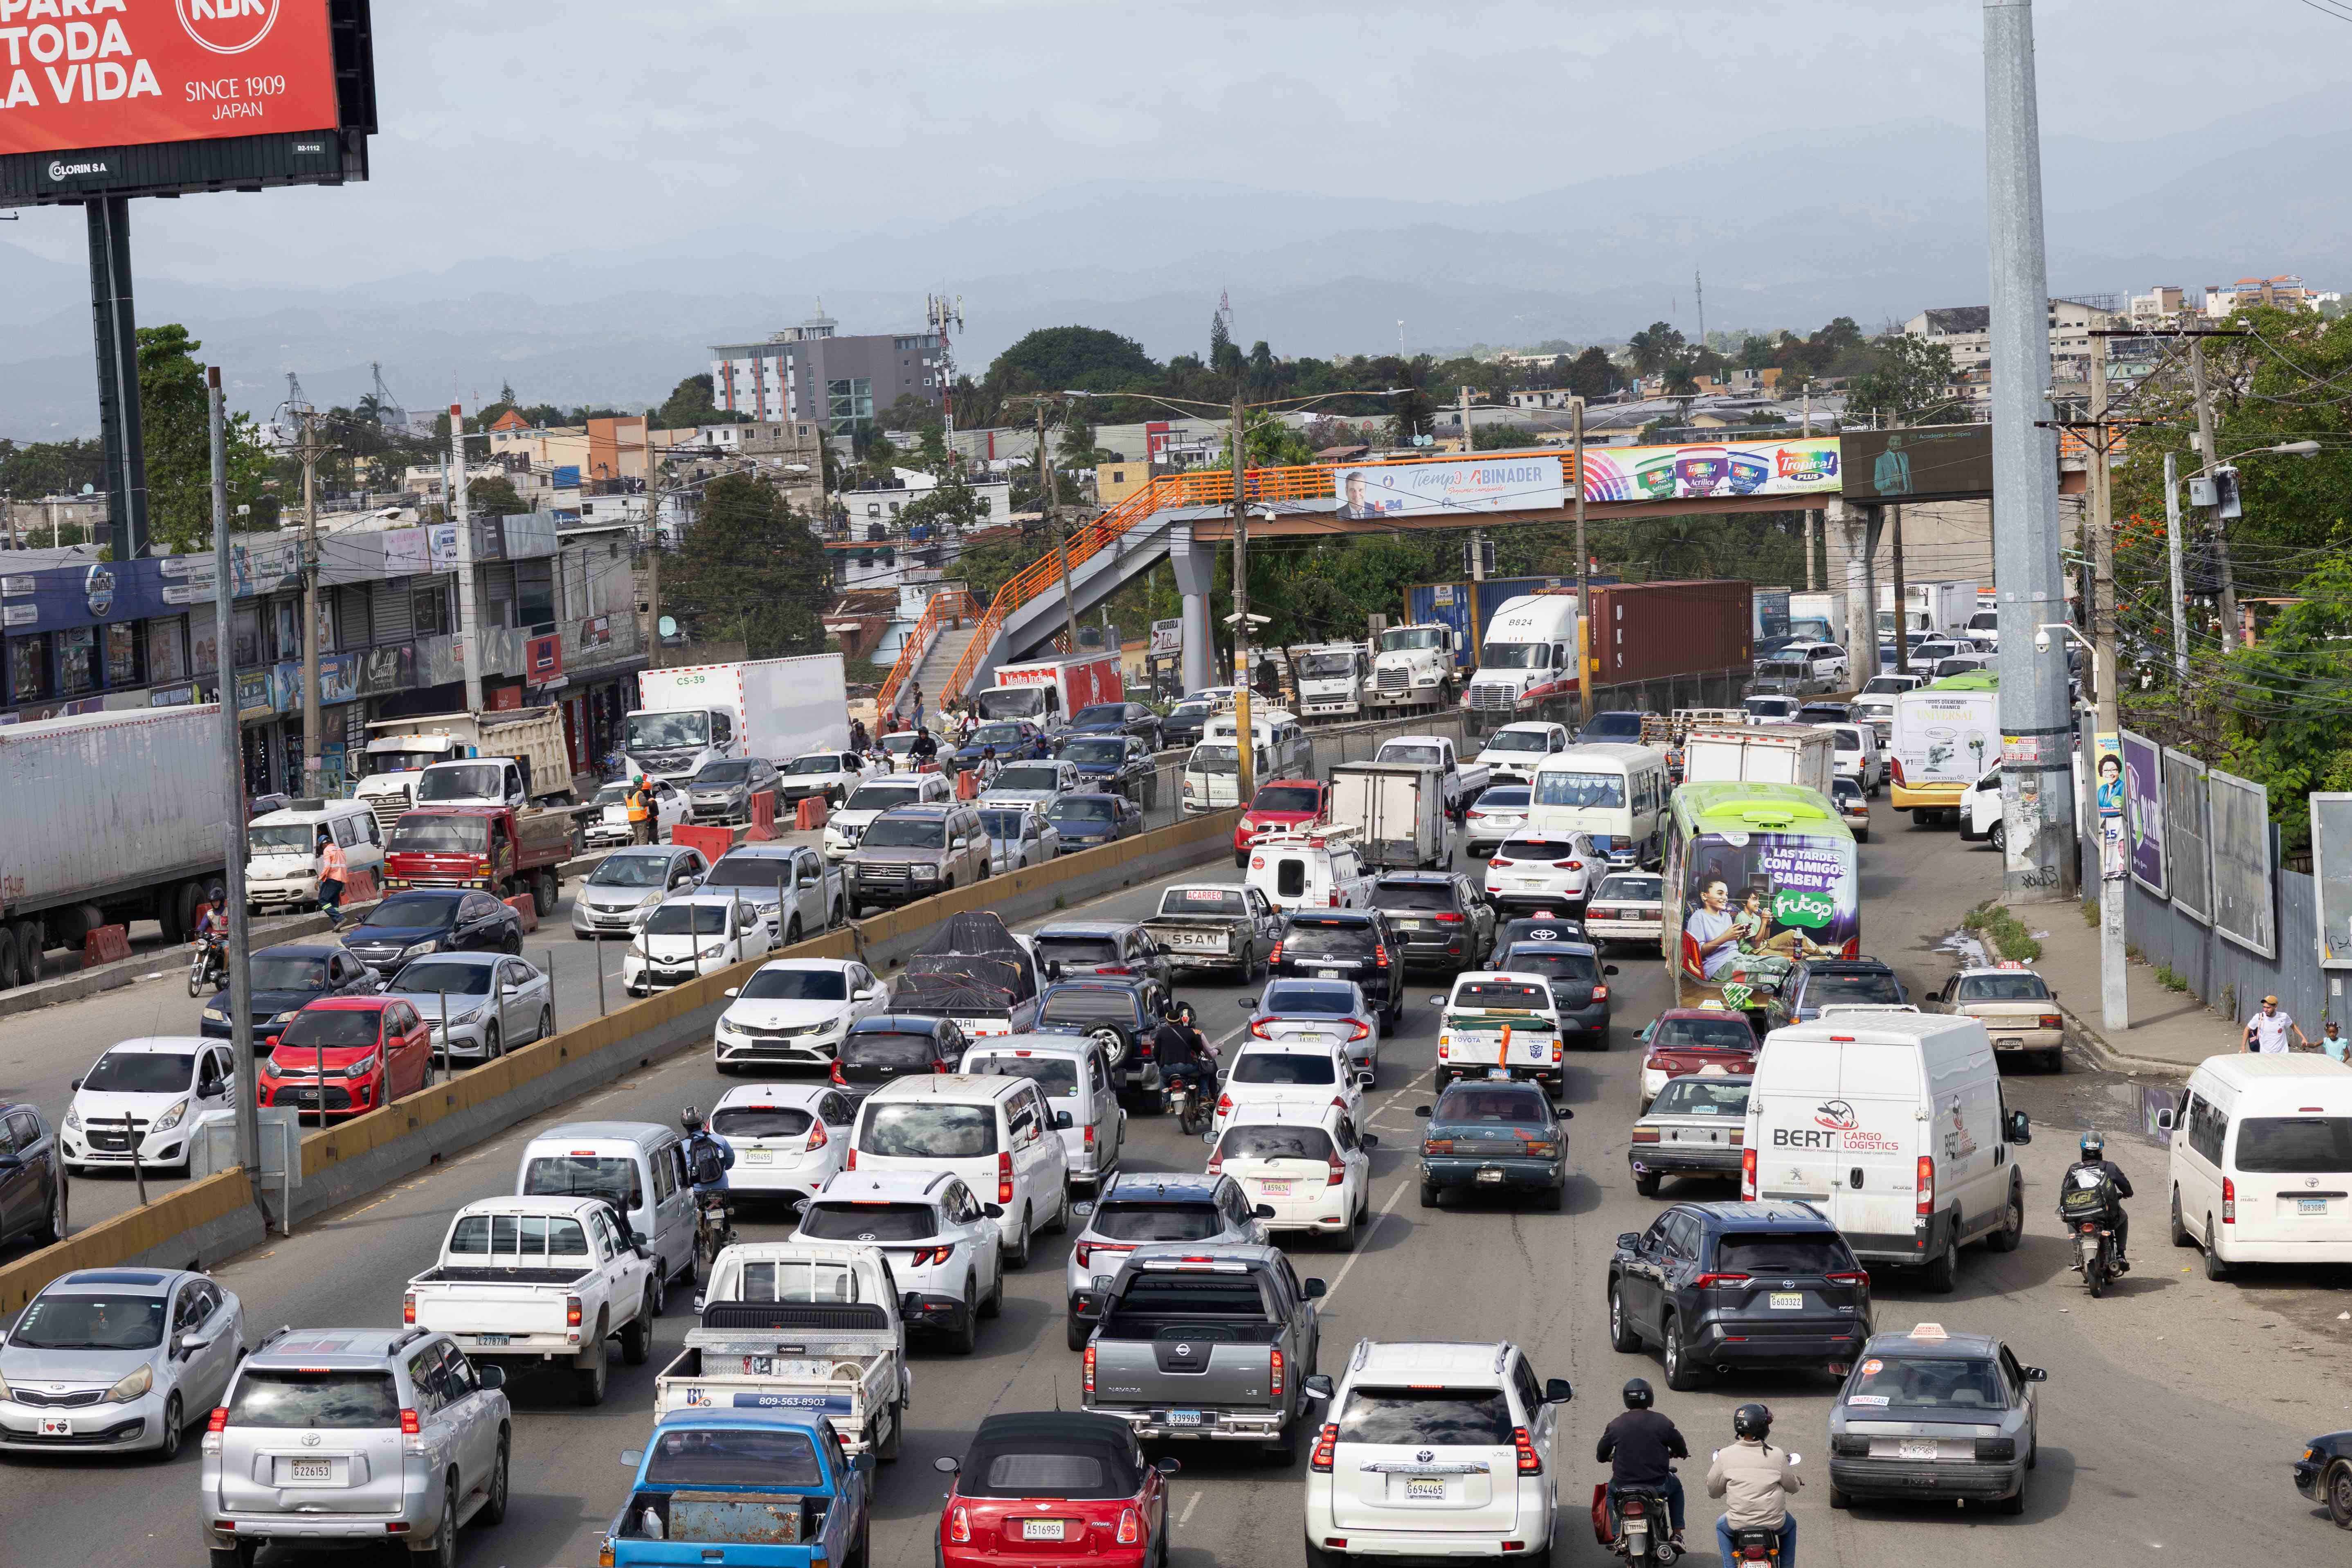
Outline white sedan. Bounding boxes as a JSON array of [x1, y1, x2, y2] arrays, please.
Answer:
[[715, 958, 888, 1073], [710, 1083, 855, 1206], [1209, 1100, 1377, 1248], [622, 893, 776, 996], [1582, 871, 1664, 950], [63, 1036, 238, 1175], [582, 778, 686, 848]]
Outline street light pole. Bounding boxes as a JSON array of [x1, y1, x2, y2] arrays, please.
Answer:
[[2088, 348, 2127, 1031], [209, 367, 261, 1208], [1230, 384, 1254, 805], [2188, 336, 2237, 649]]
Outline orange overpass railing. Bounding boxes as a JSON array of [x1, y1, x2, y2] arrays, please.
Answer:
[[876, 587, 978, 720]]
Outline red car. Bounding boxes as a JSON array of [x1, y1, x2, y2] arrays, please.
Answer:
[[936, 1411, 1178, 1568], [1234, 778, 1328, 866], [1636, 1006, 1759, 1112], [259, 996, 434, 1120]]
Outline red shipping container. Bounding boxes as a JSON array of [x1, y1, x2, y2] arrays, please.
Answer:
[[1587, 580, 1754, 685]]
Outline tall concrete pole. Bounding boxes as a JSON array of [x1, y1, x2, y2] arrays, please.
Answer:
[[1985, 0, 2078, 902], [1230, 385, 1255, 803], [2163, 450, 2190, 680], [1572, 396, 1591, 723], [2189, 337, 2238, 649], [2089, 346, 2128, 1029], [450, 404, 483, 711], [298, 403, 324, 797], [209, 368, 261, 1199]]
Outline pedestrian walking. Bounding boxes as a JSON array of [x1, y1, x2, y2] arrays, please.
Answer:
[[911, 680, 925, 728], [2321, 1021, 2348, 1064], [628, 778, 655, 845], [314, 828, 349, 923], [2243, 994, 2307, 1054]]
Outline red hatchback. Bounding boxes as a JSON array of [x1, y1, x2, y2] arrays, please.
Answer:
[[259, 996, 434, 1120], [1234, 778, 1328, 866], [1636, 1006, 1759, 1112], [937, 1412, 1177, 1568]]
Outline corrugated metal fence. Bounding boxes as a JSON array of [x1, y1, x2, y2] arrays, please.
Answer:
[[2125, 869, 2328, 1033]]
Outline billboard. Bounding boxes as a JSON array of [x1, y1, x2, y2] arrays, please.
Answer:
[[1578, 436, 1839, 503], [1676, 828, 1860, 1013], [2312, 795, 2352, 969], [1839, 426, 1995, 502], [2120, 729, 2167, 897], [2162, 746, 2211, 927], [2207, 766, 2276, 958], [0, 0, 373, 207], [1334, 456, 1563, 519]]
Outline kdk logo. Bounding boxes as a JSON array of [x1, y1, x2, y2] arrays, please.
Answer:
[[176, 0, 280, 55]]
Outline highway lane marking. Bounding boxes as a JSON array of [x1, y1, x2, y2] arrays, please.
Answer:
[[1179, 1489, 1201, 1527], [1317, 1176, 1412, 1306]]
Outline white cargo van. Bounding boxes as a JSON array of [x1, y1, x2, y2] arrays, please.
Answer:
[[1743, 1012, 2032, 1290], [2158, 1054, 2352, 1279]]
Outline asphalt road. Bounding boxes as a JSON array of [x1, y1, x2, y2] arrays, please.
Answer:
[[2, 801, 2346, 1567]]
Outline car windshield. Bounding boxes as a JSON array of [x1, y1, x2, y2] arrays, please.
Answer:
[[1862, 676, 1913, 694], [858, 1102, 997, 1158], [845, 785, 921, 812], [845, 1034, 942, 1068], [1581, 713, 1645, 740], [1050, 799, 1118, 825], [1036, 934, 1121, 966], [416, 764, 506, 802], [1338, 1387, 1515, 1445], [1533, 771, 1626, 809], [1846, 1356, 2005, 1412], [387, 815, 485, 853], [1956, 974, 2052, 1001], [695, 761, 753, 784], [81, 1051, 195, 1093], [863, 818, 947, 849], [1164, 887, 1246, 915], [702, 854, 791, 889], [643, 904, 729, 936], [1758, 662, 1805, 678], [880, 731, 925, 754], [249, 823, 319, 854], [1745, 698, 1794, 717], [1380, 743, 1442, 766], [1651, 1017, 1755, 1052], [996, 765, 1062, 792], [1280, 922, 1373, 958], [646, 1428, 823, 1487], [225, 1370, 400, 1429], [972, 723, 1032, 746], [1230, 1051, 1336, 1085], [625, 711, 709, 750], [1220, 1124, 1336, 1161], [1372, 882, 1456, 913], [1090, 1201, 1224, 1242], [1039, 989, 1138, 1025], [967, 1053, 1080, 1096], [1170, 702, 1210, 722], [1595, 875, 1660, 902], [712, 1104, 816, 1138], [800, 1201, 937, 1242], [1074, 705, 1127, 726], [1190, 745, 1241, 775], [588, 854, 672, 888], [1480, 643, 1550, 669], [1453, 980, 1551, 1010], [2233, 1116, 2352, 1174], [1061, 738, 1124, 765], [1261, 983, 1355, 1016], [11, 1292, 167, 1350], [1436, 1088, 1549, 1125], [1472, 787, 1531, 811], [1498, 836, 1576, 861], [249, 955, 328, 990], [523, 1155, 642, 1210], [358, 894, 461, 931], [1484, 728, 1552, 751], [1297, 652, 1357, 677], [1716, 1232, 1855, 1274], [278, 1010, 382, 1048], [1648, 1080, 1751, 1117], [783, 755, 842, 776], [1379, 628, 1446, 651], [740, 967, 849, 1002], [1808, 972, 1902, 1006], [389, 959, 495, 996], [978, 810, 1032, 841]]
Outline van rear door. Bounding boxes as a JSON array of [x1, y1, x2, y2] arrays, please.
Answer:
[[1830, 1041, 1929, 1248], [2228, 1107, 2352, 1248], [1748, 1044, 1845, 1205]]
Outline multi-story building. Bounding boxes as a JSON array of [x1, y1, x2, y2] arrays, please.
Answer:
[[1902, 297, 2124, 412], [2204, 275, 2318, 316], [711, 309, 946, 432]]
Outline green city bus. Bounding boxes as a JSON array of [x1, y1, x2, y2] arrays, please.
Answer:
[[1662, 781, 1859, 1021]]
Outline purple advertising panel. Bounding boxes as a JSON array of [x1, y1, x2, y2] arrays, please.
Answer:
[[2120, 729, 2166, 898], [1676, 828, 1860, 1015]]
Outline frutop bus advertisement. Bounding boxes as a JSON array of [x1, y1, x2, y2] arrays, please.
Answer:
[[1671, 825, 1860, 1015]]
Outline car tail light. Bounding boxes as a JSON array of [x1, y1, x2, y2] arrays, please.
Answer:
[[1310, 1422, 1339, 1471], [1587, 907, 1614, 920], [1328, 892, 1339, 907], [1327, 1150, 1347, 1186], [1692, 1273, 1751, 1289], [1916, 1155, 1935, 1218], [1891, 757, 1907, 787], [1269, 940, 1283, 964], [207, 1406, 229, 1434], [845, 1147, 857, 1170], [1216, 1092, 1233, 1116], [1826, 1270, 1869, 1285], [2038, 1014, 2063, 1030], [807, 1120, 828, 1150], [402, 1292, 416, 1325], [949, 1505, 971, 1544], [1591, 985, 1609, 1002], [1347, 1020, 1372, 1042], [998, 1151, 1014, 1204], [830, 1060, 846, 1085], [1741, 1145, 1757, 1200], [1270, 1347, 1284, 1397], [1630, 1128, 1660, 1144], [1084, 1121, 1096, 1148], [1117, 1507, 1142, 1546], [1434, 912, 1463, 925], [1249, 1019, 1272, 1039], [567, 1295, 584, 1328], [1558, 860, 1582, 871], [1082, 1344, 1096, 1398], [1513, 1425, 1542, 1475], [1374, 945, 1389, 969], [1729, 1127, 1745, 1146], [1974, 1438, 2016, 1462], [1206, 1141, 1223, 1174], [2222, 1176, 2235, 1224], [1491, 855, 1514, 868], [400, 1408, 422, 1436], [1424, 1137, 1454, 1154]]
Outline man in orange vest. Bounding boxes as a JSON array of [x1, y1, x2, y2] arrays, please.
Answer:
[[628, 778, 655, 844], [315, 828, 350, 923]]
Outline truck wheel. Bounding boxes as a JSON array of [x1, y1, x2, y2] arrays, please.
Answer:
[[0, 928, 20, 991], [843, 1524, 870, 1568], [13, 920, 44, 983], [1923, 1222, 1960, 1293], [620, 1289, 653, 1365], [574, 1330, 609, 1406], [535, 869, 559, 916], [877, 1401, 904, 1462]]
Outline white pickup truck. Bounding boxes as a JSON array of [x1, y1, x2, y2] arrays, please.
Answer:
[[402, 1195, 661, 1406], [1372, 733, 1488, 821], [656, 1240, 914, 1460]]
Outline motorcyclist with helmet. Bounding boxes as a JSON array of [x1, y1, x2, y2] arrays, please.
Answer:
[[2058, 1129, 2134, 1271], [1707, 1403, 1800, 1566], [681, 1106, 736, 1266], [1595, 1377, 1688, 1548], [1153, 1001, 1213, 1111]]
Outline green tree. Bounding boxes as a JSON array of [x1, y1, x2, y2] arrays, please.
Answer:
[[466, 475, 528, 520], [1627, 322, 1686, 378], [137, 324, 274, 555], [1565, 347, 1618, 400], [1472, 423, 1542, 451], [656, 373, 750, 429], [1057, 412, 1100, 469], [989, 326, 1160, 394], [661, 474, 827, 657], [1209, 313, 1241, 380], [1846, 335, 1961, 425]]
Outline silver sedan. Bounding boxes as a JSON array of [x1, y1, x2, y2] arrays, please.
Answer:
[[380, 952, 554, 1063], [1244, 976, 1383, 1077], [0, 1267, 244, 1458]]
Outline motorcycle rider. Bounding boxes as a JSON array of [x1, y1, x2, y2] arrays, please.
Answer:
[[1153, 1001, 1212, 1112], [1706, 1403, 1799, 1568], [680, 1107, 736, 1252], [193, 902, 229, 986], [1595, 1377, 1688, 1548], [2059, 1129, 2134, 1271]]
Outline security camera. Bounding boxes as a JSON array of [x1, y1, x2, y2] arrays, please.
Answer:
[[2034, 628, 2051, 653]]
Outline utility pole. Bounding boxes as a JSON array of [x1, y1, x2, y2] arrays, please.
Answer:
[[208, 367, 261, 1205], [2189, 335, 2237, 648], [1572, 395, 1591, 723], [643, 421, 666, 671], [1461, 385, 1488, 585], [1985, 0, 2078, 901], [1032, 398, 1081, 653], [292, 385, 327, 799], [449, 404, 483, 710], [1891, 504, 1909, 674], [1230, 384, 1255, 803], [1802, 385, 1819, 592], [2162, 450, 2190, 679], [2089, 341, 2127, 1029]]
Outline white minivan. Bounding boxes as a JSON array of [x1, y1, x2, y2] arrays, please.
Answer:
[[848, 1074, 1071, 1267], [1528, 742, 1671, 867], [515, 1120, 698, 1288], [247, 798, 385, 911], [2159, 1054, 2352, 1279], [960, 1035, 1127, 1191], [1743, 1011, 2033, 1291]]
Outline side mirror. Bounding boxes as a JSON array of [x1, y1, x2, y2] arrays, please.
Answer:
[[632, 1230, 650, 1248], [1252, 1203, 1276, 1219], [70, 1078, 81, 1091], [1359, 1134, 1379, 1150], [2154, 1108, 2176, 1132], [983, 1203, 1005, 1219], [1544, 1377, 1574, 1404], [1303, 1373, 1336, 1401], [854, 987, 879, 1003], [724, 987, 740, 999], [621, 1449, 645, 1471], [901, 1291, 924, 1319], [2026, 1366, 2048, 1382], [1616, 1231, 1644, 1252], [1558, 1107, 1575, 1120], [478, 1364, 508, 1391], [856, 1451, 877, 1475], [1603, 965, 1620, 976], [2006, 1110, 2032, 1145], [933, 1456, 961, 1475], [1302, 1277, 1327, 1300], [1238, 997, 1257, 1010], [1428, 995, 1448, 1007], [1053, 1110, 1074, 1130], [1154, 1455, 1182, 1476], [1355, 1071, 1376, 1088], [1414, 1106, 1432, 1119]]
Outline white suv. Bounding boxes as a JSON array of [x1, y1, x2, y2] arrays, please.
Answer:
[[1482, 832, 1599, 914], [824, 773, 951, 861], [1301, 1338, 1574, 1568]]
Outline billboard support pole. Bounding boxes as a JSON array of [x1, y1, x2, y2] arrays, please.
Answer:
[[211, 367, 263, 1223], [1572, 396, 1590, 725], [88, 196, 150, 562], [450, 403, 484, 711], [2090, 346, 2129, 1029]]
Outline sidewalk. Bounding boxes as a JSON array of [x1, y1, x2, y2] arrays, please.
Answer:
[[1992, 890, 2235, 1079]]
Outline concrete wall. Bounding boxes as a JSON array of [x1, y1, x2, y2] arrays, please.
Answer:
[[2127, 868, 2325, 1038]]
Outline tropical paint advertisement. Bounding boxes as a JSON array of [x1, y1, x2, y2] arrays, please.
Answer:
[[1578, 436, 1840, 502], [1676, 829, 1860, 1011]]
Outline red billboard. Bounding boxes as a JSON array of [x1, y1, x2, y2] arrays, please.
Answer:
[[0, 0, 342, 157]]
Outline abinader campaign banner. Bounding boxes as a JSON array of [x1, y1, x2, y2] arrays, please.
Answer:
[[1334, 457, 1563, 518]]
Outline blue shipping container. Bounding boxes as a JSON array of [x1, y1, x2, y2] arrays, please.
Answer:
[[1404, 576, 1621, 668]]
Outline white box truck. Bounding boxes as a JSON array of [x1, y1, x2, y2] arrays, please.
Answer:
[[1327, 760, 1449, 870], [1876, 580, 1979, 641], [1889, 671, 2000, 822], [1786, 590, 1845, 648], [1679, 722, 1836, 796], [355, 707, 576, 835], [630, 653, 850, 778], [0, 706, 234, 987]]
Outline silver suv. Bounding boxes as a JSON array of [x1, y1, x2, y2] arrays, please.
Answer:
[[845, 803, 992, 916], [202, 1326, 511, 1568], [1062, 1172, 1271, 1350]]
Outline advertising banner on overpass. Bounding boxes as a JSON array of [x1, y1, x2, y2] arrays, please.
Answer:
[[1334, 456, 1563, 518], [1579, 436, 1840, 502]]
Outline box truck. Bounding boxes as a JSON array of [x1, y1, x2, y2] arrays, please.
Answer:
[[355, 707, 575, 836], [1680, 722, 1837, 796], [1327, 760, 1449, 870], [628, 654, 849, 779], [971, 651, 1122, 732]]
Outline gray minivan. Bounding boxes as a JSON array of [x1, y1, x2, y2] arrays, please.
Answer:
[[514, 1121, 697, 1288]]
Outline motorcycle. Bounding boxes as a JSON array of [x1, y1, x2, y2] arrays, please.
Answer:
[[1727, 1525, 1786, 1565], [1166, 1069, 1214, 1137], [1600, 1485, 1680, 1566], [2069, 1217, 2120, 1297], [693, 1189, 735, 1277], [187, 934, 226, 997]]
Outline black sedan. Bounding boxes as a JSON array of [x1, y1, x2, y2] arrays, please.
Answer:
[[1608, 1199, 1873, 1390], [2296, 1430, 2352, 1528], [198, 943, 380, 1052], [338, 888, 526, 974], [1046, 792, 1147, 853], [1160, 698, 1214, 750], [1414, 1079, 1571, 1210], [1068, 700, 1164, 750], [833, 1015, 966, 1100], [1492, 940, 1617, 1048]]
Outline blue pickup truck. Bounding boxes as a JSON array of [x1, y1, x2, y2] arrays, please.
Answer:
[[603, 1409, 872, 1568]]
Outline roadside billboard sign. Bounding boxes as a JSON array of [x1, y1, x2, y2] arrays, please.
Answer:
[[1578, 436, 1840, 503], [2120, 729, 2166, 897], [1334, 456, 1563, 519], [2162, 747, 2211, 927], [2312, 794, 2352, 970], [2208, 766, 2276, 959]]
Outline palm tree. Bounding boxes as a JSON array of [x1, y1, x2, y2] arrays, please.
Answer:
[[1627, 322, 1686, 378]]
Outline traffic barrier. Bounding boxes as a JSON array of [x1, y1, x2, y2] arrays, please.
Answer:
[[747, 792, 778, 841], [341, 867, 379, 905], [672, 823, 733, 864], [954, 770, 978, 801], [506, 895, 538, 933], [81, 923, 131, 968], [796, 794, 829, 830]]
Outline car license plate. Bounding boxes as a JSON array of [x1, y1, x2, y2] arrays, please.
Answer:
[[38, 1417, 70, 1437], [1513, 877, 1545, 889], [1404, 1477, 1446, 1501], [1261, 1180, 1294, 1196], [1022, 1520, 1068, 1541], [1477, 1168, 1505, 1184], [294, 1089, 321, 1105], [474, 1332, 510, 1345], [1770, 1292, 1803, 1310], [1898, 1440, 1938, 1461], [286, 1458, 333, 1482], [1168, 1410, 1205, 1427], [2300, 1197, 2329, 1215], [1314, 964, 1351, 975], [746, 1149, 774, 1165]]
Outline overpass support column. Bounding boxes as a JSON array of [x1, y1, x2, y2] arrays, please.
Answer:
[[1169, 525, 1216, 695], [1826, 499, 1869, 657]]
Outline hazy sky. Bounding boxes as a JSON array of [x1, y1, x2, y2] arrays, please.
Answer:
[[6, 0, 2346, 285]]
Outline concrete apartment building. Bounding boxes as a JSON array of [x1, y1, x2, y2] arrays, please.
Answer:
[[711, 308, 947, 432], [1901, 296, 2123, 412]]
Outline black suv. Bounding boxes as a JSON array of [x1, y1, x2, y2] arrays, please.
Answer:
[[1774, 957, 1909, 1028], [1273, 910, 1406, 1026], [1369, 872, 1495, 974], [0, 1100, 62, 1256], [1034, 975, 1175, 1102], [1607, 1199, 1873, 1390], [834, 1015, 965, 1100]]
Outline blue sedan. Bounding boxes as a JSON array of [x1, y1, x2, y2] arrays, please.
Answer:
[[953, 720, 1049, 767]]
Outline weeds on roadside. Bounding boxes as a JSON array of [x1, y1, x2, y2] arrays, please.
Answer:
[[1961, 900, 2044, 963], [2153, 963, 2191, 993]]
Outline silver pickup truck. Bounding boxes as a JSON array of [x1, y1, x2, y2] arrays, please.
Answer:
[[1140, 883, 1286, 978], [1077, 1242, 1325, 1461]]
